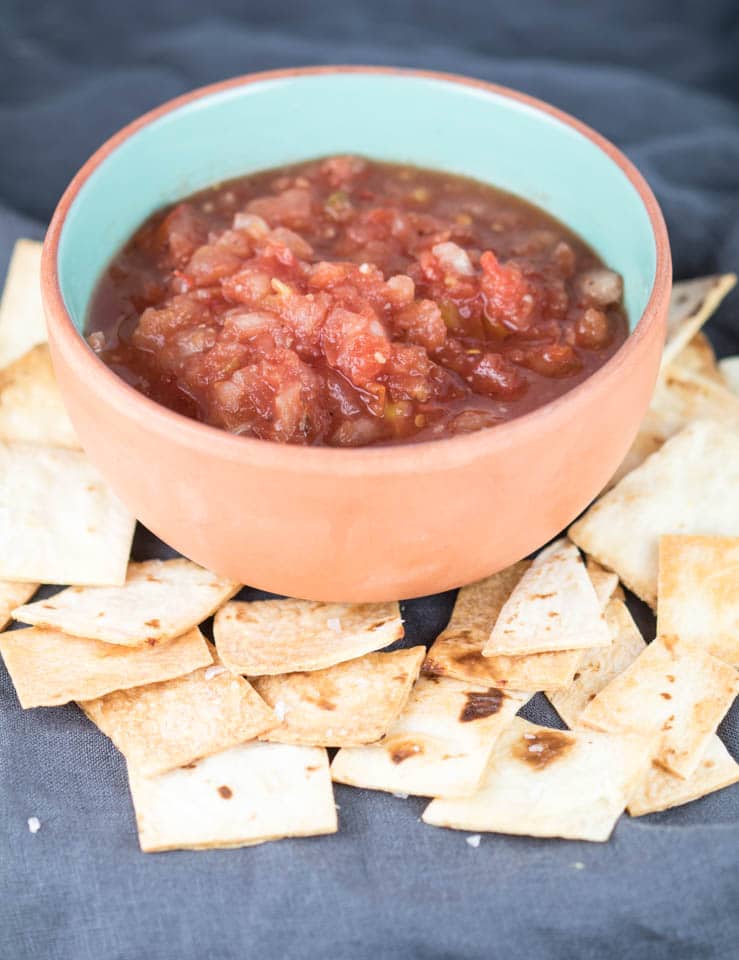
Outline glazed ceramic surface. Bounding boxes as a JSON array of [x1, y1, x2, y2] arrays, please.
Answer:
[[43, 68, 671, 600]]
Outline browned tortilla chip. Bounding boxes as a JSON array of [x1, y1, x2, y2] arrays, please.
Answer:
[[0, 344, 79, 448], [214, 598, 403, 675], [14, 559, 240, 646], [627, 735, 739, 817], [720, 356, 739, 394], [483, 539, 610, 657], [661, 274, 736, 369], [422, 717, 650, 842], [331, 677, 531, 798], [657, 535, 739, 666], [0, 625, 213, 708], [570, 420, 739, 607], [0, 240, 46, 369], [547, 598, 646, 728], [254, 646, 425, 747], [668, 331, 723, 383], [0, 442, 136, 586], [423, 563, 581, 690], [80, 644, 277, 776], [607, 367, 739, 490], [579, 635, 738, 778], [128, 742, 337, 851], [0, 581, 37, 631]]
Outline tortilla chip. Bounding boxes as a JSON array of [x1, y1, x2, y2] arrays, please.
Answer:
[[547, 598, 646, 728], [585, 557, 620, 608], [579, 635, 738, 778], [0, 625, 213, 708], [0, 581, 37, 631], [254, 646, 425, 747], [128, 742, 337, 851], [214, 598, 403, 675], [668, 331, 723, 383], [653, 367, 739, 434], [657, 535, 739, 666], [720, 356, 739, 394], [422, 717, 649, 842], [0, 442, 135, 586], [606, 420, 666, 490], [80, 644, 277, 776], [423, 563, 581, 691], [627, 735, 739, 817], [0, 240, 46, 370], [607, 366, 739, 490], [14, 558, 240, 646], [569, 420, 739, 607], [0, 344, 79, 448], [331, 676, 531, 799], [661, 274, 736, 370], [483, 539, 610, 657]]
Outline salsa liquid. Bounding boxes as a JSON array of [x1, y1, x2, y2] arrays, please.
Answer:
[[87, 155, 627, 446]]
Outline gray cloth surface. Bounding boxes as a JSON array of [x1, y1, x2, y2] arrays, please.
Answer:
[[0, 3, 738, 958]]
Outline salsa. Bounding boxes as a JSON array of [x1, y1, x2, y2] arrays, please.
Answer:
[[87, 156, 627, 446]]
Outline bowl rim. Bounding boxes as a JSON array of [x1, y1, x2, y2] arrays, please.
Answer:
[[42, 64, 671, 476]]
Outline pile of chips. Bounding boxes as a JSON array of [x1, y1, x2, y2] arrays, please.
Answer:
[[0, 240, 737, 851]]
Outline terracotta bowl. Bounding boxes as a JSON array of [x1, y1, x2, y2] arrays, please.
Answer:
[[42, 67, 671, 601]]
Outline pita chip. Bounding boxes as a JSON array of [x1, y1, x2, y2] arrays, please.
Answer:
[[128, 742, 337, 851], [547, 598, 646, 728], [657, 535, 739, 666], [14, 558, 240, 646], [0, 240, 46, 369], [483, 539, 610, 657], [0, 581, 37, 631], [570, 420, 739, 607], [720, 356, 739, 394], [0, 442, 135, 586], [254, 646, 425, 747], [661, 274, 736, 369], [0, 625, 213, 708], [579, 635, 738, 778], [0, 344, 79, 448], [214, 598, 403, 675], [80, 644, 277, 776], [627, 735, 739, 817], [331, 676, 531, 799], [423, 717, 649, 842], [423, 563, 582, 691]]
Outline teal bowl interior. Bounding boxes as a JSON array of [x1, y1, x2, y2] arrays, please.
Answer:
[[58, 71, 656, 333]]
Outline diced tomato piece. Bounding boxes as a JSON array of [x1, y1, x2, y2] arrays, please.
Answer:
[[480, 250, 535, 332]]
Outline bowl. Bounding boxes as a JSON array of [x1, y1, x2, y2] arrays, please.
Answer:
[[42, 66, 671, 602]]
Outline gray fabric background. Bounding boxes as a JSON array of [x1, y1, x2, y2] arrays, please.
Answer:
[[0, 3, 737, 958]]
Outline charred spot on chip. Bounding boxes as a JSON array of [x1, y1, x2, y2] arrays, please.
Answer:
[[660, 692, 672, 700], [144, 618, 161, 629], [146, 638, 157, 647], [532, 592, 556, 600], [512, 729, 574, 769], [181, 761, 198, 770], [389, 739, 423, 764], [572, 672, 581, 681], [217, 785, 233, 799], [459, 688, 505, 722], [305, 765, 320, 773]]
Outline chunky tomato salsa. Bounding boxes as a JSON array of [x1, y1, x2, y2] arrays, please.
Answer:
[[87, 156, 627, 446]]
